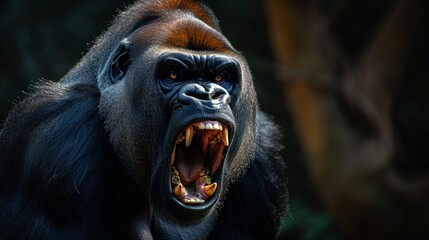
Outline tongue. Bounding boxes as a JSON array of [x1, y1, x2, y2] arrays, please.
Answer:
[[175, 146, 205, 185]]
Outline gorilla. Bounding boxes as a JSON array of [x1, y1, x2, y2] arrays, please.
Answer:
[[0, 0, 287, 239]]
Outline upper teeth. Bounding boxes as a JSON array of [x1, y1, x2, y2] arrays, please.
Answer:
[[221, 127, 229, 146], [184, 121, 229, 147], [198, 122, 223, 131], [185, 126, 194, 147]]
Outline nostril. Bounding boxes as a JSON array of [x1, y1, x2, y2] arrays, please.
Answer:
[[190, 85, 212, 100], [178, 84, 207, 104], [203, 83, 229, 101], [177, 83, 231, 106], [211, 89, 225, 100], [203, 84, 216, 98]]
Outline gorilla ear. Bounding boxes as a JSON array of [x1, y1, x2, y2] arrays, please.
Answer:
[[110, 39, 131, 83]]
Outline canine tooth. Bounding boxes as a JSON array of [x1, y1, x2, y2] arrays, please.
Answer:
[[174, 183, 186, 197], [213, 123, 220, 130], [198, 122, 205, 129], [221, 127, 229, 146], [203, 183, 217, 196], [185, 126, 194, 147], [206, 123, 213, 129]]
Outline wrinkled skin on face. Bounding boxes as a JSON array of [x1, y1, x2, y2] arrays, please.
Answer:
[[0, 1, 287, 239]]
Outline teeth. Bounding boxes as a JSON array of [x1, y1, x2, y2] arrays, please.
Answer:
[[201, 175, 211, 184], [221, 127, 229, 146], [203, 183, 217, 196], [172, 175, 180, 185], [184, 198, 205, 204], [185, 126, 194, 147], [171, 167, 180, 185], [213, 123, 221, 130], [196, 121, 223, 131], [208, 134, 221, 145], [174, 183, 186, 197], [182, 122, 229, 147], [199, 168, 210, 176]]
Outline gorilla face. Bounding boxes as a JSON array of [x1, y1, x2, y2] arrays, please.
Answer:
[[97, 8, 256, 224], [154, 51, 239, 222]]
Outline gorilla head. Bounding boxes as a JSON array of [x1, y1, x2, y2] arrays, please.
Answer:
[[96, 0, 258, 224], [0, 0, 286, 239]]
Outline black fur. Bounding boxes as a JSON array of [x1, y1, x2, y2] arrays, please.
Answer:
[[0, 83, 113, 239]]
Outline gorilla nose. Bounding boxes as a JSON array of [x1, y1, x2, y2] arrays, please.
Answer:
[[178, 83, 231, 108]]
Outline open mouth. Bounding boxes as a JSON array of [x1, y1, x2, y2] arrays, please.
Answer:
[[170, 120, 229, 205]]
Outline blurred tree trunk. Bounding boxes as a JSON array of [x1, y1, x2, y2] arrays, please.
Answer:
[[266, 0, 429, 238]]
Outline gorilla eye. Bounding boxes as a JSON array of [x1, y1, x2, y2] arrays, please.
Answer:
[[169, 71, 179, 80], [214, 75, 223, 82]]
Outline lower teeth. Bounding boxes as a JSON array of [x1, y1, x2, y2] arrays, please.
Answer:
[[171, 167, 217, 204]]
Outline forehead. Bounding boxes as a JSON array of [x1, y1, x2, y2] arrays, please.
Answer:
[[131, 10, 235, 54]]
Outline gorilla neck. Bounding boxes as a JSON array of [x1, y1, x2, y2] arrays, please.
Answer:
[[152, 213, 217, 240]]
